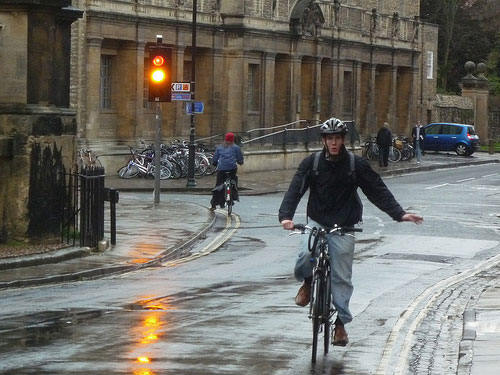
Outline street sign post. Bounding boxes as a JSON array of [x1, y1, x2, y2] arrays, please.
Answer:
[[171, 82, 192, 101], [185, 101, 204, 114]]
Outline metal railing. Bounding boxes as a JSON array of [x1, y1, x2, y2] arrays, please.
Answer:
[[61, 166, 118, 248], [241, 119, 360, 149], [80, 167, 105, 248], [195, 119, 360, 150]]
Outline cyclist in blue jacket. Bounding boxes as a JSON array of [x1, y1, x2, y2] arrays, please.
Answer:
[[210, 132, 244, 210], [279, 117, 423, 346]]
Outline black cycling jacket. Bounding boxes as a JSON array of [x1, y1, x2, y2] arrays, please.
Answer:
[[278, 147, 406, 228]]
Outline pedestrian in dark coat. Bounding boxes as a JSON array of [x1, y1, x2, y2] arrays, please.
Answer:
[[376, 122, 392, 167]]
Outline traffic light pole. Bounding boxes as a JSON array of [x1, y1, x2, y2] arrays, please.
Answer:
[[154, 35, 163, 204], [148, 35, 171, 203], [186, 0, 197, 187], [154, 101, 162, 204]]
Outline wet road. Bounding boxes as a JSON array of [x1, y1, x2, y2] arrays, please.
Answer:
[[0, 164, 499, 375]]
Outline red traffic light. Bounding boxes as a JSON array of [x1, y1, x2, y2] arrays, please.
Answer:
[[152, 55, 165, 66], [148, 46, 172, 102]]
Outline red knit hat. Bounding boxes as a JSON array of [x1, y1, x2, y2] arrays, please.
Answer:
[[225, 132, 235, 142]]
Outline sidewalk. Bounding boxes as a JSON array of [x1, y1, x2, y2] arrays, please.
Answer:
[[104, 150, 500, 194], [0, 151, 499, 373]]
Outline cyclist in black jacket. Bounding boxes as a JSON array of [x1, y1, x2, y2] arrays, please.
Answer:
[[279, 117, 423, 346]]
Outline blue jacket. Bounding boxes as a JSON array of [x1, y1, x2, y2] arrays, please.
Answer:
[[213, 144, 244, 171]]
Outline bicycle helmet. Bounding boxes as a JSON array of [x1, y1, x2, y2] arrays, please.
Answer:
[[319, 117, 347, 135]]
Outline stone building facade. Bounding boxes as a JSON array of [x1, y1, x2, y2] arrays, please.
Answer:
[[71, 0, 438, 163], [0, 0, 82, 241]]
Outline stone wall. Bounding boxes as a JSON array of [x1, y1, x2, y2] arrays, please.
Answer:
[[434, 94, 474, 124], [0, 1, 81, 243], [0, 107, 76, 241]]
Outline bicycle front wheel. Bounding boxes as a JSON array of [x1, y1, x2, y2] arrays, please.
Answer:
[[118, 164, 139, 179], [310, 275, 322, 363], [323, 273, 332, 355]]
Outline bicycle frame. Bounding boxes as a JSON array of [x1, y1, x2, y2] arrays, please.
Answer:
[[121, 154, 152, 177], [291, 223, 362, 363], [223, 172, 233, 215]]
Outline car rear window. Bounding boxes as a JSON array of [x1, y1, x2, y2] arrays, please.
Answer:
[[467, 126, 476, 135]]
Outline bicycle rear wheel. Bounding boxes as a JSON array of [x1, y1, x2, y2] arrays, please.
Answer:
[[388, 146, 402, 162], [366, 144, 379, 160], [225, 178, 233, 216]]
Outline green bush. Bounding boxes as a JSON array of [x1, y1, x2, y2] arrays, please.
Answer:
[[480, 142, 500, 152]]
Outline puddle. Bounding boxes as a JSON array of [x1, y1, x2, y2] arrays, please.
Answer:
[[0, 309, 105, 352]]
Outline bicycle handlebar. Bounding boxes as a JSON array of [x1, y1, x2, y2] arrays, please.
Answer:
[[292, 223, 363, 234], [291, 223, 362, 254]]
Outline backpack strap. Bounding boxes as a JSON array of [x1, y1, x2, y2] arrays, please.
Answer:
[[312, 151, 321, 176], [348, 150, 356, 185]]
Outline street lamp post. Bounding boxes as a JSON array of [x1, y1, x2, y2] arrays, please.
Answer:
[[186, 0, 197, 187]]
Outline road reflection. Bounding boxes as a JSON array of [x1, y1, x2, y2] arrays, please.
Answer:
[[129, 296, 175, 375]]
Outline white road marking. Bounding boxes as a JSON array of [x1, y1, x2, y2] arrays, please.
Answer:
[[455, 178, 475, 183], [162, 213, 240, 267], [425, 183, 449, 190]]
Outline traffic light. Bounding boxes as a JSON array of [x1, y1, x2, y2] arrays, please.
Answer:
[[148, 46, 172, 102]]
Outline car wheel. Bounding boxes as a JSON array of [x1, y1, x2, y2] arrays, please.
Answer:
[[455, 143, 468, 156]]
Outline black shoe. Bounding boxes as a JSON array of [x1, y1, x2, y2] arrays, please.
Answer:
[[209, 206, 216, 211]]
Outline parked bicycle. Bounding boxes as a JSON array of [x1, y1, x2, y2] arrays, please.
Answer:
[[291, 223, 362, 363], [119, 139, 216, 179], [117, 145, 170, 179], [77, 149, 102, 169], [394, 136, 415, 161], [363, 138, 402, 162]]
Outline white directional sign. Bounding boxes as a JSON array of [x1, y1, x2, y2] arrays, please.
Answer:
[[171, 82, 191, 92]]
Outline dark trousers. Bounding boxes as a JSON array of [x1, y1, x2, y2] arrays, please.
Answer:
[[211, 169, 238, 208], [378, 145, 389, 167]]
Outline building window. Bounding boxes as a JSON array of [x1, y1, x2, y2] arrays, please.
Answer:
[[248, 64, 260, 112], [184, 61, 192, 82], [343, 71, 353, 115], [427, 51, 434, 80], [100, 55, 112, 109]]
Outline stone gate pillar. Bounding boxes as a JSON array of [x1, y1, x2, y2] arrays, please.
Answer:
[[0, 1, 82, 243], [460, 61, 489, 143]]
